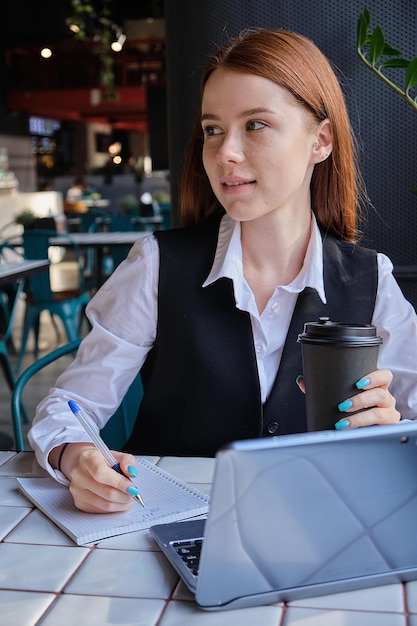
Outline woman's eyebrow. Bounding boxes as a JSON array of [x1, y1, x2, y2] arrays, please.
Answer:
[[201, 107, 276, 122], [201, 112, 219, 122]]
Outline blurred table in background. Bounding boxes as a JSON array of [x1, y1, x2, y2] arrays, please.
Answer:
[[0, 259, 50, 287], [49, 231, 149, 288], [83, 198, 110, 208]]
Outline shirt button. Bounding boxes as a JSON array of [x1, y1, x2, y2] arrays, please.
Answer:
[[267, 421, 279, 434], [271, 302, 280, 312], [255, 343, 263, 353]]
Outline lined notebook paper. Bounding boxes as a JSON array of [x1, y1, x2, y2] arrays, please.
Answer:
[[17, 457, 210, 545]]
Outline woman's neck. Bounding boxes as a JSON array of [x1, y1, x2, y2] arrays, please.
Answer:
[[241, 212, 312, 314]]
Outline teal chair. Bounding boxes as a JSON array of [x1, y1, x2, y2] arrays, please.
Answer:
[[89, 213, 137, 279], [0, 278, 25, 395], [159, 202, 171, 230], [0, 242, 24, 351], [65, 211, 95, 234], [104, 213, 136, 232], [16, 229, 91, 373], [11, 338, 143, 451], [0, 245, 29, 425], [88, 212, 138, 234]]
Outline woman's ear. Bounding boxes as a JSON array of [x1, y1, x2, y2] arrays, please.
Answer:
[[311, 118, 333, 163]]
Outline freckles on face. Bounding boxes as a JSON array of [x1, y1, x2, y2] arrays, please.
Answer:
[[200, 69, 319, 219]]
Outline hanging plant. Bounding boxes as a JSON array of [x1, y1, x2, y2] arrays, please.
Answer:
[[66, 0, 119, 100], [357, 8, 417, 112], [356, 7, 417, 195]]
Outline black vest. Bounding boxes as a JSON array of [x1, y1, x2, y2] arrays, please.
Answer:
[[124, 214, 377, 457]]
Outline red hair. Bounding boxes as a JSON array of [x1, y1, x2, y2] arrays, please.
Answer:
[[180, 29, 366, 242]]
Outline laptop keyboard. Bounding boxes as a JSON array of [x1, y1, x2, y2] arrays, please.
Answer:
[[172, 538, 204, 577]]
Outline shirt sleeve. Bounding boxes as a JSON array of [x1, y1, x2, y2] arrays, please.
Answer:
[[28, 234, 159, 481], [373, 252, 417, 421]]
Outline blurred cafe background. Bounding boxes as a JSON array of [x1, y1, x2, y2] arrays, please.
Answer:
[[0, 0, 171, 231], [0, 0, 416, 299]]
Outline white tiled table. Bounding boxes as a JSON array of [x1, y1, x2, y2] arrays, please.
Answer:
[[0, 451, 415, 626]]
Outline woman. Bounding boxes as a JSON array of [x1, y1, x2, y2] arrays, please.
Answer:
[[29, 29, 417, 513]]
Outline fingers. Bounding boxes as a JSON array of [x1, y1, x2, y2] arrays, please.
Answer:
[[355, 368, 393, 390], [113, 451, 139, 480], [69, 448, 138, 513], [335, 369, 400, 430], [296, 374, 305, 394], [69, 474, 133, 513], [298, 369, 400, 430]]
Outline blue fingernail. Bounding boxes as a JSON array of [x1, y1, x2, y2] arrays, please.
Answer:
[[356, 377, 370, 389], [296, 374, 303, 385], [338, 399, 353, 412], [127, 485, 139, 497], [127, 465, 137, 477], [335, 419, 351, 430]]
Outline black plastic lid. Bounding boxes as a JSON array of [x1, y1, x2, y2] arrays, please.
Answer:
[[297, 317, 383, 346]]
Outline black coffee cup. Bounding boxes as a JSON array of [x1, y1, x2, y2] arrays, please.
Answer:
[[297, 317, 383, 431]]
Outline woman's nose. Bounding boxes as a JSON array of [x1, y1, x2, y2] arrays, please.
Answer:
[[216, 132, 244, 164]]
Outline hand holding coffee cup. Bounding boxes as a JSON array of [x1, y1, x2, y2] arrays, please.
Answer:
[[297, 318, 383, 432]]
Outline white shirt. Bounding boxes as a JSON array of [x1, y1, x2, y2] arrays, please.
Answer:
[[29, 213, 417, 480]]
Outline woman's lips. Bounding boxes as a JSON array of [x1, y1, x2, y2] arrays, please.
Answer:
[[221, 178, 255, 192]]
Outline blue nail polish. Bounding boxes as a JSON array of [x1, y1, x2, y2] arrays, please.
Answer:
[[335, 419, 351, 430], [356, 377, 370, 389], [338, 399, 353, 412], [127, 485, 139, 497], [296, 374, 303, 385], [127, 465, 137, 477]]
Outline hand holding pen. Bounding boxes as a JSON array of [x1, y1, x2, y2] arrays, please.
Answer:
[[68, 400, 145, 508]]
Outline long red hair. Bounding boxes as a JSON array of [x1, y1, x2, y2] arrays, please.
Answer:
[[180, 29, 366, 242]]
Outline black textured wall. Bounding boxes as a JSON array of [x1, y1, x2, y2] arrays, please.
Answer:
[[165, 0, 417, 306]]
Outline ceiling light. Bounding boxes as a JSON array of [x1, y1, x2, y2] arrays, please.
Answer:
[[65, 17, 82, 34], [108, 141, 122, 156], [40, 48, 52, 59], [111, 33, 126, 53]]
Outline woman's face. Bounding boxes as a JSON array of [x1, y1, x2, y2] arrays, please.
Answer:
[[201, 68, 326, 224]]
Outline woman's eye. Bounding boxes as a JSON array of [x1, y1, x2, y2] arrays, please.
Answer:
[[202, 125, 221, 136], [247, 120, 267, 131]]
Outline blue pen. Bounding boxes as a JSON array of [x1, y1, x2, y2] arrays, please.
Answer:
[[68, 400, 145, 507]]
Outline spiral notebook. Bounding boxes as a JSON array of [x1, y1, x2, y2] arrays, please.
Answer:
[[17, 457, 209, 545]]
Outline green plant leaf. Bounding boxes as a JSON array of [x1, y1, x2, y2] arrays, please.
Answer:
[[369, 25, 385, 65], [382, 44, 402, 56], [362, 7, 370, 28], [380, 58, 410, 69], [356, 9, 417, 113], [357, 11, 370, 49], [406, 57, 417, 92]]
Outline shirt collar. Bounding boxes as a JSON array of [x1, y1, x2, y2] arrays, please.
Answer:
[[203, 213, 326, 304]]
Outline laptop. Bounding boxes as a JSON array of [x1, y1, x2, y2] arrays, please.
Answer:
[[150, 421, 417, 610]]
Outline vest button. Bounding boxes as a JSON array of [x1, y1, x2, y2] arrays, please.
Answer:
[[267, 421, 279, 434]]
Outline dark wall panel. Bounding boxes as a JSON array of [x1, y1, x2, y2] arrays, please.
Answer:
[[147, 86, 169, 171]]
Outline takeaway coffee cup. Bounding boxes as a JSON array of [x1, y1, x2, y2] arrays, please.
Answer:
[[297, 317, 383, 431]]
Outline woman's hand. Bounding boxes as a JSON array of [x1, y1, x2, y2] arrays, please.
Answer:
[[296, 369, 400, 429], [51, 442, 140, 513]]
